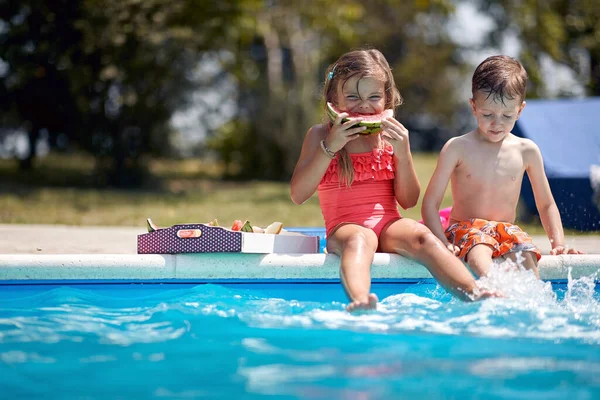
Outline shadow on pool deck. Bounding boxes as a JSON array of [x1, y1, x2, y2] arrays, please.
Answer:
[[0, 224, 598, 255]]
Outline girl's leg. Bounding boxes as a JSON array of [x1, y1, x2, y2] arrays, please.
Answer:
[[379, 218, 490, 301], [504, 251, 540, 278], [465, 244, 494, 278], [327, 224, 379, 311]]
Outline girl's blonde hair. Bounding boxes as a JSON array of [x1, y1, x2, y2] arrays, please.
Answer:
[[323, 48, 403, 186]]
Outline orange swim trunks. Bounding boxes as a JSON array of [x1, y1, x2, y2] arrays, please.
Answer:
[[445, 219, 541, 262]]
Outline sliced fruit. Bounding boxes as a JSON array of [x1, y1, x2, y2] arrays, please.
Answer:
[[264, 221, 283, 234], [326, 102, 394, 136], [147, 218, 160, 233], [231, 220, 243, 231], [241, 220, 254, 232]]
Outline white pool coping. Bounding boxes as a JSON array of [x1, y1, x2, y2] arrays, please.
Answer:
[[0, 253, 598, 283]]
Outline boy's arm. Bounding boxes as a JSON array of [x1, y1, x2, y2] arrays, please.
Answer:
[[524, 141, 583, 255], [422, 139, 460, 252]]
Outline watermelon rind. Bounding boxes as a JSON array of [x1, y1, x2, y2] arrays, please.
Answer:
[[326, 102, 392, 135]]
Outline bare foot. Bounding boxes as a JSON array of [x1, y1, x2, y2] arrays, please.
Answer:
[[346, 293, 378, 312], [470, 288, 503, 301]]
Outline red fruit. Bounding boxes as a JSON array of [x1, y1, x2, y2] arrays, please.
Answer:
[[326, 102, 394, 136], [231, 220, 243, 231]]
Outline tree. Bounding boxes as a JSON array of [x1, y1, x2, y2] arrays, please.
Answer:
[[0, 0, 82, 169], [0, 0, 241, 185], [472, 0, 600, 97], [210, 0, 464, 180]]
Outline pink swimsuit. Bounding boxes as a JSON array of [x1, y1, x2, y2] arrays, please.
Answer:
[[318, 144, 401, 238]]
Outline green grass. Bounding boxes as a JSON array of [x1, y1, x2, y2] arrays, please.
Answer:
[[0, 152, 550, 233]]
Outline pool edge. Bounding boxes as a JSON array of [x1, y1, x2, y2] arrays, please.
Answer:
[[0, 253, 598, 283]]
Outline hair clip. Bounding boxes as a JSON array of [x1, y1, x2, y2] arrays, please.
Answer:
[[327, 64, 337, 81]]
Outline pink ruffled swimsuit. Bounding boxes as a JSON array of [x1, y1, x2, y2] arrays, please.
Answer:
[[318, 144, 401, 238]]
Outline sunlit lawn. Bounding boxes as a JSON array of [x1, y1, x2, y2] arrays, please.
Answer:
[[0, 152, 550, 233]]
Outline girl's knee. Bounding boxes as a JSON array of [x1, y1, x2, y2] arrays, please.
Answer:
[[379, 220, 441, 255], [409, 229, 440, 252], [343, 231, 377, 252]]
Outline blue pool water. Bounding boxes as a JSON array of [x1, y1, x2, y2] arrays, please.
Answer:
[[1, 268, 600, 399]]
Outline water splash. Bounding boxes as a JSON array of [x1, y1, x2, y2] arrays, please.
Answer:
[[566, 267, 599, 312], [476, 253, 557, 308]]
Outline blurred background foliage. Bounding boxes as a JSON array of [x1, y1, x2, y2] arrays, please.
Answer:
[[474, 0, 600, 97], [0, 0, 598, 187]]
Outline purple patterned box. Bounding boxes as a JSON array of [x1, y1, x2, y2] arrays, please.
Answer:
[[137, 224, 319, 254], [138, 224, 242, 254]]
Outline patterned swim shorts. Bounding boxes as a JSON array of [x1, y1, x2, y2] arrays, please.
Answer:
[[445, 218, 541, 262]]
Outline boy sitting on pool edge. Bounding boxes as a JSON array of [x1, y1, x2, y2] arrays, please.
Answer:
[[422, 55, 583, 279]]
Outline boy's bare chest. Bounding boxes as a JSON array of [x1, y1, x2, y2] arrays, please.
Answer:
[[455, 146, 525, 185]]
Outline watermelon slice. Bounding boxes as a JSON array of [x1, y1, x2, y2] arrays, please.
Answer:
[[240, 220, 254, 232], [327, 102, 394, 136], [147, 218, 159, 233], [231, 220, 243, 231]]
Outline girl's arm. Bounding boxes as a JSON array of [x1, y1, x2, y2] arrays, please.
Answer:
[[422, 139, 459, 248], [394, 151, 420, 209], [381, 118, 419, 208], [290, 124, 331, 204], [524, 140, 582, 254], [291, 114, 367, 205]]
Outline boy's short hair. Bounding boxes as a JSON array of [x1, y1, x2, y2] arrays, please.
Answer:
[[472, 55, 528, 103]]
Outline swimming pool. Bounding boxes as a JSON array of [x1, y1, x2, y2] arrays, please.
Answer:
[[1, 265, 599, 399]]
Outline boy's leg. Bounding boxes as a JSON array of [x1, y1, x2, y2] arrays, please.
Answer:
[[465, 244, 495, 278], [327, 224, 379, 311], [504, 251, 540, 279], [378, 218, 494, 301]]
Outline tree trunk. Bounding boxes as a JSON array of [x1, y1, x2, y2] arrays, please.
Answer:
[[19, 123, 40, 170], [590, 51, 600, 96]]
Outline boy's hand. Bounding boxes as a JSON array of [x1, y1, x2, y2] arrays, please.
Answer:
[[446, 243, 461, 256], [550, 246, 584, 255]]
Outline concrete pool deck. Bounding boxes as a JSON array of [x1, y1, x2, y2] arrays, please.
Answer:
[[1, 224, 598, 255], [0, 224, 598, 283]]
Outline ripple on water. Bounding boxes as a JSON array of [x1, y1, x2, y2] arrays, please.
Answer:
[[0, 265, 599, 347]]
